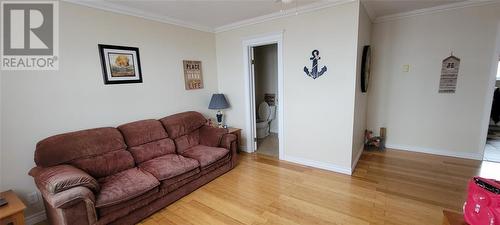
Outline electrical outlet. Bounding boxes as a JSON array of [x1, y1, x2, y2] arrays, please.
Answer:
[[27, 192, 39, 205]]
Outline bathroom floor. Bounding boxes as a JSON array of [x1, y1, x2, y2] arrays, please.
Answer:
[[256, 132, 279, 157]]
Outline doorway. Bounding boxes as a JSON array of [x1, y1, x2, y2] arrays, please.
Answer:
[[253, 44, 279, 157], [485, 59, 500, 162], [242, 32, 284, 159]]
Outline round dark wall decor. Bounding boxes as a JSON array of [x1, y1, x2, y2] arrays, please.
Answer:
[[361, 45, 371, 93]]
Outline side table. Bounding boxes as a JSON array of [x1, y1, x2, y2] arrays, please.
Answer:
[[227, 127, 242, 153], [0, 190, 26, 225]]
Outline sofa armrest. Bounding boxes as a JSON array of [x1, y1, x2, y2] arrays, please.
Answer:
[[41, 186, 98, 225], [199, 125, 228, 147], [220, 133, 238, 167], [220, 133, 236, 149], [42, 186, 96, 209], [29, 165, 98, 224], [29, 165, 99, 194]]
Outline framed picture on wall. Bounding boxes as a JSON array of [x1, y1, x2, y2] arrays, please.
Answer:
[[98, 44, 143, 84], [360, 45, 371, 93], [183, 60, 204, 90]]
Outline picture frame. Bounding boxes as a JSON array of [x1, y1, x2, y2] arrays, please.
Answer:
[[361, 45, 372, 93], [98, 44, 143, 84], [183, 60, 204, 90]]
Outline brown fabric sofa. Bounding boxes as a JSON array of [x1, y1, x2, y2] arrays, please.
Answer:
[[28, 111, 238, 225]]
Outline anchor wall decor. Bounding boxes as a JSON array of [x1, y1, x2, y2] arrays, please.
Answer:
[[303, 49, 327, 79]]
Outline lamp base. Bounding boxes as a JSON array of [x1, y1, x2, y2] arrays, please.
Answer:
[[216, 110, 223, 128]]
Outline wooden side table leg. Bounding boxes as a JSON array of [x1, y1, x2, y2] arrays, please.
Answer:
[[14, 212, 24, 225]]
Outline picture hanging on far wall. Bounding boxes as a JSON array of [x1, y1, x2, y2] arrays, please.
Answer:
[[183, 60, 204, 90], [438, 54, 460, 93], [98, 44, 143, 85], [360, 45, 372, 93]]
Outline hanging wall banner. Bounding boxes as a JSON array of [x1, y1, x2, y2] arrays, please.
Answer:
[[439, 55, 460, 94]]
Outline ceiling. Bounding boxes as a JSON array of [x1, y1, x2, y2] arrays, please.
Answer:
[[362, 0, 466, 18], [102, 0, 320, 29], [69, 0, 473, 32]]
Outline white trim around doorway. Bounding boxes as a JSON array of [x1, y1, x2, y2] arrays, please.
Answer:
[[479, 22, 500, 160], [242, 31, 284, 159]]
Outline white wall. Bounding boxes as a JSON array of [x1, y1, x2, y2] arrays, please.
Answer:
[[254, 44, 279, 133], [216, 1, 360, 171], [367, 3, 500, 159], [352, 4, 372, 167], [0, 2, 218, 218]]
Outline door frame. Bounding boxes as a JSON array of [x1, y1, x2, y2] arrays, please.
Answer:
[[242, 31, 284, 159], [479, 21, 500, 159]]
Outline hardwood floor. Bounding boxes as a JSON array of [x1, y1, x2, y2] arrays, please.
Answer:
[[34, 149, 498, 225], [137, 149, 498, 225]]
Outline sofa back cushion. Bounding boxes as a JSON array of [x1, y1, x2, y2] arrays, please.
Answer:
[[160, 111, 206, 154], [174, 129, 200, 153], [35, 127, 134, 178], [118, 119, 176, 163]]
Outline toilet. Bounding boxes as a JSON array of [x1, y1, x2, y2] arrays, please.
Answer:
[[256, 101, 276, 139]]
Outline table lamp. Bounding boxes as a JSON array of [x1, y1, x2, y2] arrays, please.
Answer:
[[208, 94, 229, 127]]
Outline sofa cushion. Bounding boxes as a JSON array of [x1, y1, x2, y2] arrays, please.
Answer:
[[118, 119, 168, 147], [96, 168, 159, 208], [181, 145, 229, 168], [160, 168, 201, 193], [159, 111, 206, 139], [98, 188, 159, 217], [71, 150, 135, 178], [118, 119, 176, 164], [199, 126, 228, 147], [128, 139, 176, 164], [35, 127, 126, 167], [139, 154, 199, 181], [200, 153, 231, 175], [174, 130, 200, 154]]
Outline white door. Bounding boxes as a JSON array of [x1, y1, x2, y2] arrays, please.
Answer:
[[250, 46, 258, 151]]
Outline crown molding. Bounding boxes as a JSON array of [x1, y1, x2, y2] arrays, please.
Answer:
[[360, 0, 376, 21], [63, 0, 215, 33], [214, 0, 355, 33], [374, 0, 499, 24], [63, 0, 355, 34]]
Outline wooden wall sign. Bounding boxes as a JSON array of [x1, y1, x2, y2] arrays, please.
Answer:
[[439, 55, 460, 94], [183, 60, 203, 90]]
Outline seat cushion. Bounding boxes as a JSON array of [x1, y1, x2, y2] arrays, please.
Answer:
[[160, 168, 201, 193], [139, 154, 199, 181], [200, 153, 231, 175], [181, 145, 229, 168], [96, 168, 159, 208], [98, 188, 159, 217]]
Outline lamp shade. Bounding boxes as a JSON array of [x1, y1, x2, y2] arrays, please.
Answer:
[[208, 94, 229, 109]]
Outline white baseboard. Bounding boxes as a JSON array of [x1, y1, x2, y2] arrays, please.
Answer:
[[351, 145, 364, 173], [386, 144, 483, 160], [282, 155, 351, 175], [26, 210, 46, 225], [240, 145, 250, 153]]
